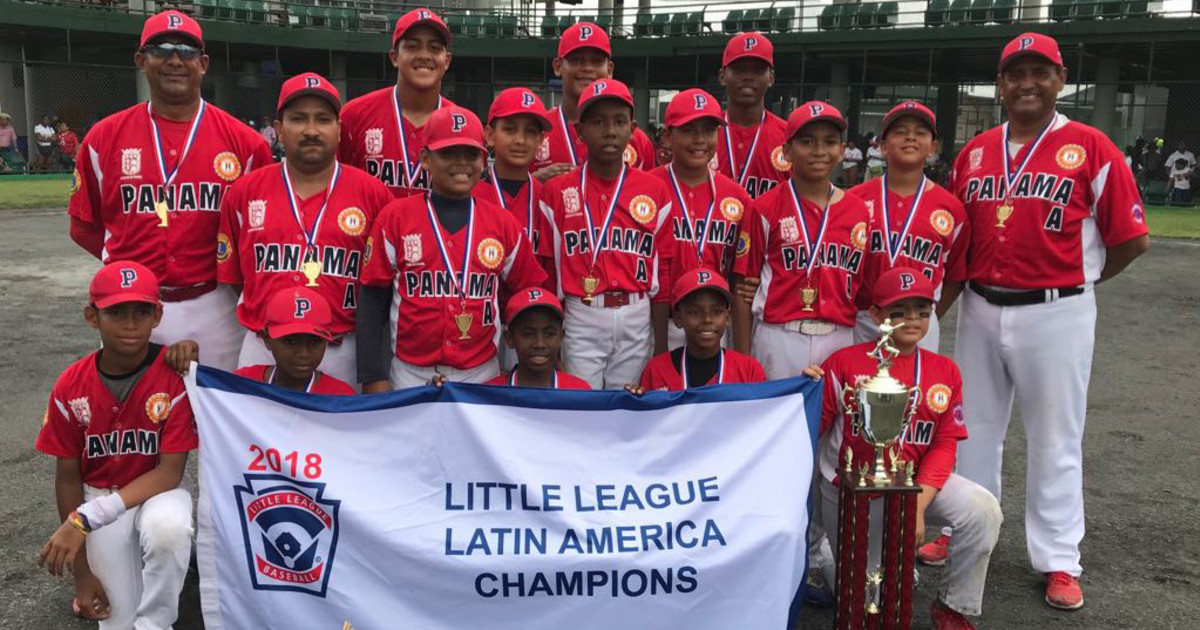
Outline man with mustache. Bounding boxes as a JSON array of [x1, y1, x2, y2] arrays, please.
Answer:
[[716, 32, 791, 200], [67, 10, 272, 372]]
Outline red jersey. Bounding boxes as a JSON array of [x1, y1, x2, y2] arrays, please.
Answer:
[[537, 164, 674, 298], [217, 163, 390, 336], [36, 347, 197, 489], [715, 110, 791, 200], [234, 365, 355, 395], [949, 114, 1148, 289], [68, 101, 272, 289], [360, 194, 547, 369], [471, 170, 545, 255], [529, 106, 656, 173], [650, 165, 751, 301], [733, 183, 871, 327], [484, 370, 592, 389], [819, 343, 967, 489], [639, 348, 765, 391], [849, 178, 969, 308], [58, 131, 79, 157], [338, 86, 454, 198]]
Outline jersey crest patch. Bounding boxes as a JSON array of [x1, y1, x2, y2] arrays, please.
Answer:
[[779, 216, 800, 244], [145, 392, 171, 424], [736, 231, 751, 258], [248, 200, 267, 230], [708, 153, 719, 173], [719, 197, 744, 222], [623, 145, 638, 167], [121, 148, 142, 177], [563, 187, 581, 216], [217, 233, 232, 263], [214, 152, 243, 182], [1055, 144, 1086, 170], [476, 238, 505, 269], [925, 384, 952, 414], [929, 209, 955, 236], [967, 147, 984, 173], [337, 207, 366, 237], [850, 222, 868, 249], [363, 236, 374, 265], [71, 168, 81, 194], [403, 233, 424, 265], [771, 146, 791, 172], [628, 195, 658, 224], [365, 128, 384, 156], [1132, 203, 1145, 224], [68, 397, 92, 427]]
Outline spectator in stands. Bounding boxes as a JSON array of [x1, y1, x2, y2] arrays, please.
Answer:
[[258, 115, 280, 160], [32, 115, 57, 172], [56, 122, 79, 171], [1166, 140, 1195, 171], [1142, 142, 1165, 185], [841, 140, 862, 186], [1168, 157, 1193, 206], [864, 134, 885, 181], [0, 112, 18, 174]]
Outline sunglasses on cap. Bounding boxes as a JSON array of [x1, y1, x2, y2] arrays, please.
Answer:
[[141, 42, 204, 61]]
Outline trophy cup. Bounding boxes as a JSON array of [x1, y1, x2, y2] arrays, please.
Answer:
[[835, 319, 922, 630]]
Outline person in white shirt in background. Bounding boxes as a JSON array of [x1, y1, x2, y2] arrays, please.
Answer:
[[1168, 157, 1193, 206], [865, 135, 885, 181], [1165, 140, 1195, 171], [842, 140, 863, 186]]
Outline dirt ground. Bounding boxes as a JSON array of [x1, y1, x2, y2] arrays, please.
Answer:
[[0, 208, 1196, 629]]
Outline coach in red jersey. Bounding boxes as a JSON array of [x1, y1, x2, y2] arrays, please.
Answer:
[[529, 22, 656, 180], [716, 32, 791, 199], [339, 8, 454, 197], [67, 11, 272, 371], [946, 33, 1149, 611], [217, 73, 391, 386]]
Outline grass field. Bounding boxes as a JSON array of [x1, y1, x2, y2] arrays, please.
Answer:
[[2, 174, 1198, 238]]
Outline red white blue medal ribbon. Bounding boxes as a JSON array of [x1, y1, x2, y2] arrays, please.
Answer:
[[558, 107, 579, 167], [682, 347, 725, 389], [509, 369, 558, 388], [393, 88, 444, 188], [424, 195, 475, 307], [1000, 115, 1055, 201], [787, 180, 834, 277], [880, 174, 927, 266], [281, 161, 342, 260], [580, 162, 629, 271], [489, 163, 535, 243], [723, 109, 766, 186], [666, 163, 718, 264], [268, 366, 317, 393], [147, 100, 206, 201]]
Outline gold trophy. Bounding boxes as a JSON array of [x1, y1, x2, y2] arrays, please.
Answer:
[[842, 319, 920, 486]]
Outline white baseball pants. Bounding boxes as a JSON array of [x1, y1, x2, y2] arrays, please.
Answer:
[[83, 480, 193, 630], [819, 473, 1002, 616], [751, 320, 854, 379], [150, 287, 241, 371], [238, 331, 359, 388], [389, 356, 500, 389], [562, 296, 652, 389], [853, 310, 941, 353], [954, 289, 1096, 576]]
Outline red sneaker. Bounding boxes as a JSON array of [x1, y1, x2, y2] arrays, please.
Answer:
[[1045, 571, 1084, 610], [931, 600, 976, 630], [917, 533, 951, 566]]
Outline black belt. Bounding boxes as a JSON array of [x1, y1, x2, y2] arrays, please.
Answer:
[[969, 281, 1084, 306]]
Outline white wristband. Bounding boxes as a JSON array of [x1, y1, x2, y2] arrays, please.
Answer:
[[77, 492, 127, 531]]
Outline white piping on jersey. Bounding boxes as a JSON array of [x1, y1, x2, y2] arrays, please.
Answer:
[[1082, 160, 1112, 284], [538, 199, 564, 299]]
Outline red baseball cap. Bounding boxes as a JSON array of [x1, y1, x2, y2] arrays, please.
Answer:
[[140, 10, 204, 49], [723, 32, 774, 68], [487, 87, 552, 131], [672, 267, 732, 309], [422, 105, 486, 154], [577, 79, 634, 120], [504, 287, 564, 324], [393, 8, 452, 48], [872, 267, 935, 307], [786, 101, 847, 140], [665, 89, 724, 129], [881, 101, 937, 139], [558, 21, 611, 59], [89, 261, 162, 309], [264, 287, 334, 341], [999, 32, 1063, 72], [277, 72, 341, 116]]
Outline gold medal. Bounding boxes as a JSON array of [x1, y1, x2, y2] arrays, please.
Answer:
[[582, 275, 599, 304], [995, 203, 1013, 228], [302, 259, 322, 287], [154, 200, 170, 228], [801, 286, 818, 312], [454, 311, 473, 340]]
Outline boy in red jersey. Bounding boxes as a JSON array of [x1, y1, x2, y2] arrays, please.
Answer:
[[357, 106, 546, 391], [637, 268, 764, 391], [716, 32, 790, 199], [36, 262, 196, 628], [803, 267, 1001, 630], [537, 79, 674, 389], [484, 288, 590, 389], [529, 22, 656, 180], [650, 89, 752, 350], [850, 101, 969, 352], [339, 8, 455, 197], [217, 72, 390, 386]]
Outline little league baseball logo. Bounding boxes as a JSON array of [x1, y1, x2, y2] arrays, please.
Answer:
[[403, 233, 423, 265], [248, 200, 267, 230], [851, 222, 868, 249], [771, 146, 791, 172], [121, 148, 142, 178], [1055, 144, 1087, 170], [214, 152, 243, 182], [476, 237, 505, 269], [144, 392, 171, 424], [929, 209, 955, 236], [364, 128, 384, 156], [628, 194, 658, 224], [234, 474, 341, 597], [719, 197, 744, 222], [925, 384, 952, 414], [337, 207, 367, 237]]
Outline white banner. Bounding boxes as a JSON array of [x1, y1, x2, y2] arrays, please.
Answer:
[[187, 366, 822, 630]]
